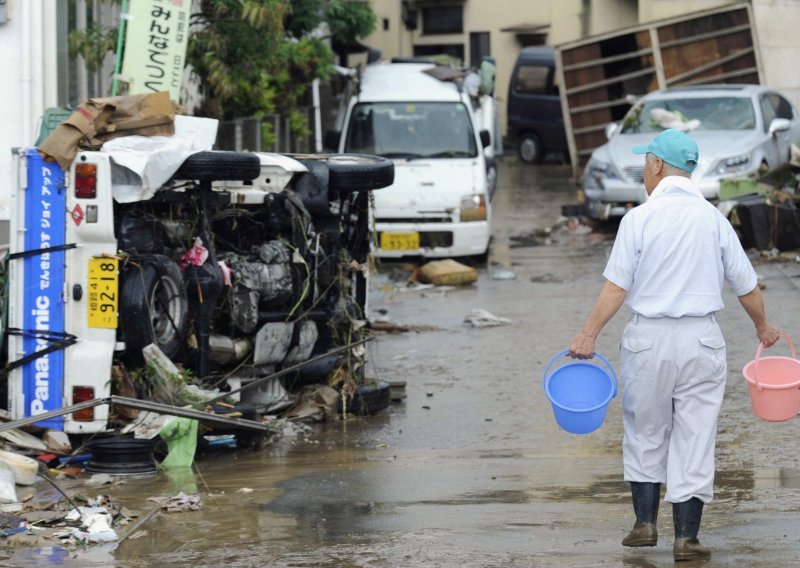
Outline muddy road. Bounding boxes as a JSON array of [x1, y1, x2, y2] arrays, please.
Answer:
[[6, 158, 800, 567]]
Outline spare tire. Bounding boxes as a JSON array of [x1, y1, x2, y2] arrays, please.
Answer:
[[174, 151, 261, 182], [290, 154, 394, 193]]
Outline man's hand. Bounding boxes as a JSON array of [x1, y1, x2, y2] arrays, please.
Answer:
[[569, 332, 596, 360], [757, 324, 780, 348]]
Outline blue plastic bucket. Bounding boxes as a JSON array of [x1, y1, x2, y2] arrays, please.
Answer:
[[543, 350, 618, 434]]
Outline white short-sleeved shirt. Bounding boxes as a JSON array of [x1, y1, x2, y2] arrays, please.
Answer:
[[603, 176, 757, 318]]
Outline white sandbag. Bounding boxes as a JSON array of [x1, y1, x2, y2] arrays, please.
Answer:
[[0, 449, 39, 486], [0, 467, 18, 503]]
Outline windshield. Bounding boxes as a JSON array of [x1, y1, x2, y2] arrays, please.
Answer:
[[620, 96, 756, 133], [343, 102, 478, 159]]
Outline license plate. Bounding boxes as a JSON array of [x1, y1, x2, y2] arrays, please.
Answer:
[[381, 232, 420, 251], [87, 258, 119, 328]]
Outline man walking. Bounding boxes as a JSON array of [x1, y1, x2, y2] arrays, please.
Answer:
[[568, 128, 779, 561]]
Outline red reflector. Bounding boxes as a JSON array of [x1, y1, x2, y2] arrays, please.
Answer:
[[72, 386, 95, 421], [75, 163, 97, 199]]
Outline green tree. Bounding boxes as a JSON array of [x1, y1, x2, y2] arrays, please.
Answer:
[[67, 0, 378, 145]]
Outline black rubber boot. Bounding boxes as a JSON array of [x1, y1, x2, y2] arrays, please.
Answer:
[[622, 482, 660, 547], [673, 498, 711, 561]]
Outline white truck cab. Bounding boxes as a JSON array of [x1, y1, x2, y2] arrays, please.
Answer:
[[328, 61, 496, 259]]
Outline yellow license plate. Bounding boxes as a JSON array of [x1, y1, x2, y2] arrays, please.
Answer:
[[381, 232, 420, 251], [87, 258, 119, 328]]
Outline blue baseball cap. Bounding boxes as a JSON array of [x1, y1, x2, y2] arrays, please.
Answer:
[[632, 128, 699, 173]]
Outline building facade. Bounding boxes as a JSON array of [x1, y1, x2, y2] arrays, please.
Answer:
[[362, 0, 800, 141]]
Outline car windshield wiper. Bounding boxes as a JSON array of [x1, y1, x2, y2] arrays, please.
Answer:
[[380, 152, 425, 159], [409, 150, 475, 160]]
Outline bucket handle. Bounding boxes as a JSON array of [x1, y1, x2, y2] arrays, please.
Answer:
[[543, 350, 618, 398], [752, 332, 796, 392]]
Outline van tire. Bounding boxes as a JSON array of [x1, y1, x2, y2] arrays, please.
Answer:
[[120, 256, 188, 360], [292, 154, 395, 193], [518, 133, 544, 164], [174, 151, 262, 182]]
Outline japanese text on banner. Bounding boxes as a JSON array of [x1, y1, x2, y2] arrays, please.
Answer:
[[121, 0, 192, 101]]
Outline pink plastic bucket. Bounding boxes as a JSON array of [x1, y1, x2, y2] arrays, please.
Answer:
[[742, 332, 800, 422]]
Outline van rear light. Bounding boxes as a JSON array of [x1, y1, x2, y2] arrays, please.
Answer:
[[72, 386, 95, 421], [75, 163, 97, 199]]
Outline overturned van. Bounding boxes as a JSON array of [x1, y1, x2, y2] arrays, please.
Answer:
[[6, 113, 393, 434]]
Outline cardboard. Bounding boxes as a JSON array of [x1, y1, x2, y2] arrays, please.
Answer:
[[37, 92, 182, 170]]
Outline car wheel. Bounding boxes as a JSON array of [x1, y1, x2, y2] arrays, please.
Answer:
[[518, 133, 543, 164], [291, 153, 395, 193], [337, 380, 392, 416], [120, 256, 188, 359], [174, 151, 262, 182]]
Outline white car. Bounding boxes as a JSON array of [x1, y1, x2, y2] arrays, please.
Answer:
[[582, 84, 800, 219]]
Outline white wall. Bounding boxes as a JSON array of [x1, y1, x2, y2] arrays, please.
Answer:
[[0, 1, 59, 221], [752, 0, 800, 108]]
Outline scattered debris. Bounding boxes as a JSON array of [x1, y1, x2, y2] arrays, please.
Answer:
[[464, 309, 512, 328], [57, 506, 119, 543], [530, 273, 564, 284], [492, 269, 516, 280], [149, 492, 201, 513], [369, 321, 443, 333]]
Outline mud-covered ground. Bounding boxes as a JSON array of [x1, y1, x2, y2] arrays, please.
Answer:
[[4, 158, 800, 567]]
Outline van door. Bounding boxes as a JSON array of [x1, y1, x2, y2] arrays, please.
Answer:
[[508, 58, 566, 162]]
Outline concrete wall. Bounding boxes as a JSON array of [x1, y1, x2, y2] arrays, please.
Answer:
[[0, 1, 59, 224], [364, 0, 553, 138], [637, 0, 737, 22], [752, 0, 800, 108], [550, 0, 639, 44]]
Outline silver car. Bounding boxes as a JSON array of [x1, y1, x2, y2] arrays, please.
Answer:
[[582, 85, 800, 219]]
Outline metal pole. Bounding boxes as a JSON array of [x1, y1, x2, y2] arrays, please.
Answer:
[[111, 0, 129, 96]]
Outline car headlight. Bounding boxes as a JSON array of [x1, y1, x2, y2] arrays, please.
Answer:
[[460, 194, 487, 222], [587, 160, 620, 183], [715, 153, 751, 176]]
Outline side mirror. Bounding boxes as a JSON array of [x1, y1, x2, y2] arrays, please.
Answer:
[[768, 118, 791, 136], [324, 130, 341, 151], [605, 123, 619, 140], [479, 129, 491, 148]]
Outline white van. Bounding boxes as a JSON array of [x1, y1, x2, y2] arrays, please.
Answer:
[[327, 60, 495, 259], [7, 117, 393, 434]]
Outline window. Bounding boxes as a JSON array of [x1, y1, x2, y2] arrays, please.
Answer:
[[470, 32, 490, 68], [422, 5, 463, 35], [514, 65, 550, 95], [413, 43, 465, 64], [343, 102, 478, 159]]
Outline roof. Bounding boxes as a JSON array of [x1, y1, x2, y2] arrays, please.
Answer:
[[358, 63, 465, 102]]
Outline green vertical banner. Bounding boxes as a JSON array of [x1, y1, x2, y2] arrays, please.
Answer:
[[121, 0, 193, 101]]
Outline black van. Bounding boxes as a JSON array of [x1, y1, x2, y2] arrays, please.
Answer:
[[506, 46, 567, 163]]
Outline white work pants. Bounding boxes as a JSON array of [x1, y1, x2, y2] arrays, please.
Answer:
[[620, 313, 727, 503]]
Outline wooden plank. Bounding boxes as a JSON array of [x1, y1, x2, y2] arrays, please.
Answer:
[[665, 48, 754, 84], [570, 96, 636, 114], [564, 68, 655, 96], [672, 67, 759, 87], [658, 23, 752, 50], [573, 123, 612, 136], [562, 48, 653, 72]]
